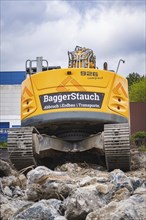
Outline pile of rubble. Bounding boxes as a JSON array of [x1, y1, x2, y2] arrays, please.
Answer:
[[0, 151, 146, 220]]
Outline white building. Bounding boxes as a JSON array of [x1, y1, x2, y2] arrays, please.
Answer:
[[0, 71, 25, 141]]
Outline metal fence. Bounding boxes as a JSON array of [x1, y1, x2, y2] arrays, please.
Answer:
[[130, 102, 146, 135]]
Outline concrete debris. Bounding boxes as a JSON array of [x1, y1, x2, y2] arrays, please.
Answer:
[[3, 186, 13, 197], [0, 155, 146, 220], [131, 150, 146, 170], [0, 160, 17, 177], [86, 193, 146, 220], [63, 185, 106, 220], [111, 187, 131, 201], [0, 197, 33, 220], [1, 174, 27, 189], [110, 169, 134, 192], [12, 199, 66, 220], [26, 166, 76, 201]]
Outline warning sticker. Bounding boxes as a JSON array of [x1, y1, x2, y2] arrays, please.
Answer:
[[40, 92, 104, 110]]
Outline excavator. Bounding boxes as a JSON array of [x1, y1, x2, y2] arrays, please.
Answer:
[[8, 46, 131, 171]]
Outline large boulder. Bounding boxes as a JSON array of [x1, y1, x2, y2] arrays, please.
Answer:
[[26, 166, 77, 201], [86, 193, 146, 220], [0, 195, 33, 220], [12, 199, 66, 220], [0, 160, 18, 177], [110, 169, 134, 192], [63, 185, 106, 220]]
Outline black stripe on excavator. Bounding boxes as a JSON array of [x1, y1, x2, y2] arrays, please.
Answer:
[[21, 111, 128, 127]]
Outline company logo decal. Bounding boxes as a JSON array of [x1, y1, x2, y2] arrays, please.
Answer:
[[113, 82, 128, 98], [40, 92, 104, 110], [56, 76, 86, 92], [21, 87, 33, 101]]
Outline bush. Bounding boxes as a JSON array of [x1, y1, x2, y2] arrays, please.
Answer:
[[131, 131, 146, 149], [0, 142, 7, 148], [129, 78, 146, 102]]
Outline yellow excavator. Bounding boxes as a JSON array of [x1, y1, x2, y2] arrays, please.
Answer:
[[8, 46, 130, 171]]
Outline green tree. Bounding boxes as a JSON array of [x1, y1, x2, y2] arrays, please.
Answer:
[[126, 73, 144, 87], [129, 77, 146, 102]]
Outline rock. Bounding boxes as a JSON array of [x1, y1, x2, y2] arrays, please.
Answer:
[[1, 175, 18, 187], [55, 163, 105, 179], [130, 148, 146, 170], [79, 176, 97, 187], [134, 185, 146, 195], [0, 160, 17, 177], [111, 187, 130, 201], [27, 166, 53, 184], [127, 168, 146, 183], [3, 186, 13, 197], [0, 174, 26, 200], [96, 182, 114, 195], [86, 194, 146, 220], [12, 199, 65, 220], [139, 152, 146, 169], [43, 181, 75, 200], [26, 166, 76, 201], [0, 193, 9, 204], [25, 183, 43, 201], [55, 163, 80, 173], [110, 169, 133, 192], [0, 197, 33, 220], [63, 185, 106, 220], [54, 217, 67, 220], [46, 199, 62, 212], [17, 174, 27, 189], [0, 155, 146, 220], [79, 174, 111, 187], [95, 172, 110, 183], [27, 166, 72, 185], [131, 149, 141, 170], [130, 176, 143, 190], [26, 181, 76, 201], [1, 202, 18, 220], [12, 186, 25, 197], [1, 174, 27, 190]]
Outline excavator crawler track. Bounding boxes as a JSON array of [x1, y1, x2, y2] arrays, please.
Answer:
[[8, 127, 36, 170], [104, 123, 130, 171]]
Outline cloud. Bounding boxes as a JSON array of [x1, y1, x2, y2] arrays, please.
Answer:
[[1, 0, 145, 76], [1, 1, 46, 34]]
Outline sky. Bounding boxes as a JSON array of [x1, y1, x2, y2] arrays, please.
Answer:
[[0, 0, 146, 77]]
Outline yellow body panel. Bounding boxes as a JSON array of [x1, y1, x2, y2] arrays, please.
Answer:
[[21, 68, 129, 122]]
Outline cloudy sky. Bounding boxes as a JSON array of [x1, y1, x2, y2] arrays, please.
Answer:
[[1, 0, 145, 77]]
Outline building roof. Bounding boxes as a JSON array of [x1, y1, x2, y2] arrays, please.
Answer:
[[0, 71, 25, 85]]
